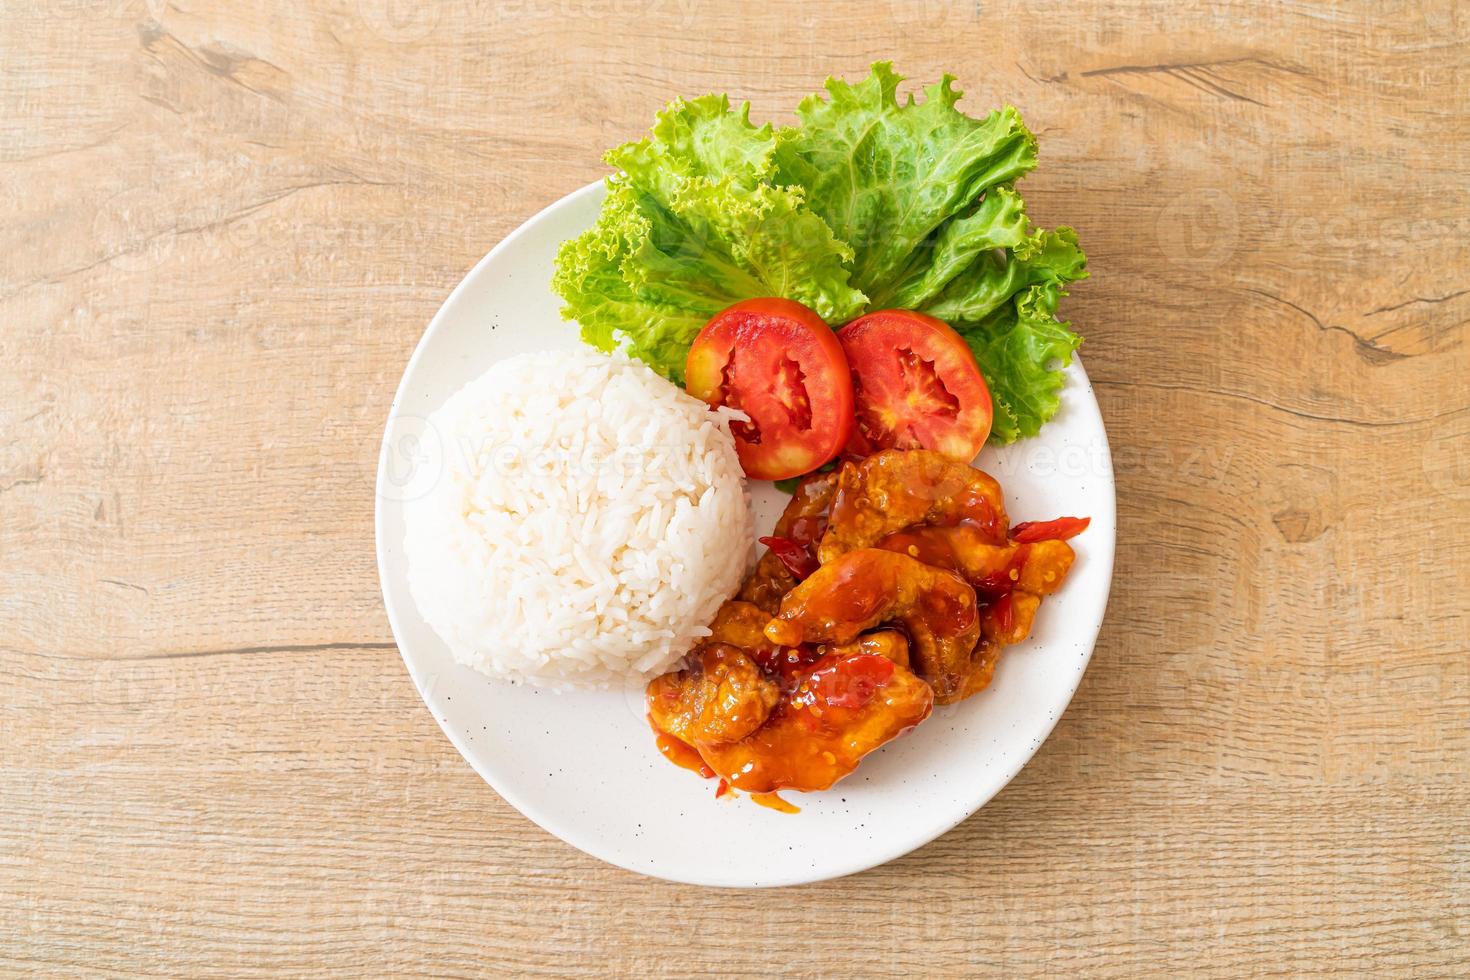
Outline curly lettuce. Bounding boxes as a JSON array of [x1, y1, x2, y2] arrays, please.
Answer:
[[772, 64, 1040, 299], [962, 283, 1085, 443], [551, 65, 1088, 441], [552, 96, 865, 384]]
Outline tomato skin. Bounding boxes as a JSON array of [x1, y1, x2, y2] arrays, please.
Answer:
[[837, 309, 993, 462], [685, 298, 855, 481]]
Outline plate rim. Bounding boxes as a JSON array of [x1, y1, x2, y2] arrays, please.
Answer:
[[374, 179, 1116, 887]]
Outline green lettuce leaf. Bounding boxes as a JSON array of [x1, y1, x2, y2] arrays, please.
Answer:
[[550, 183, 706, 375], [872, 185, 1030, 309], [552, 97, 865, 383], [771, 64, 1086, 442], [774, 62, 1038, 298], [552, 64, 1089, 442], [958, 283, 1084, 444], [924, 226, 1087, 326], [606, 95, 774, 197]]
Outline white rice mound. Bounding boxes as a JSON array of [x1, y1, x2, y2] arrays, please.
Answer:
[[403, 349, 752, 689]]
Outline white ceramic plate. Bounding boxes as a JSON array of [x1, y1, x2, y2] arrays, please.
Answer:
[[375, 181, 1115, 888]]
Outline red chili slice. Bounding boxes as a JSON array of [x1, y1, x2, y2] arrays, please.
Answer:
[[974, 544, 1031, 596], [759, 535, 820, 581], [991, 592, 1015, 634], [1009, 516, 1091, 543], [785, 513, 828, 549]]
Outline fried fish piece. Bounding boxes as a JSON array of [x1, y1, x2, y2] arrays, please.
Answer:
[[817, 450, 1008, 565], [706, 599, 780, 653], [695, 652, 933, 793], [827, 629, 910, 669], [647, 643, 780, 746], [869, 523, 1078, 695], [739, 468, 839, 613], [875, 525, 1075, 595], [764, 548, 986, 704], [648, 604, 929, 793]]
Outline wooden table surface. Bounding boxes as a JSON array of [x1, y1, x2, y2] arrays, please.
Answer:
[[4, 0, 1468, 974]]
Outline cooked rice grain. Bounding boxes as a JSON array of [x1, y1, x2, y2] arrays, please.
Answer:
[[403, 349, 751, 688]]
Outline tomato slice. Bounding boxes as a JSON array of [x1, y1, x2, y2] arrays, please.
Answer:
[[685, 298, 854, 481], [837, 309, 993, 461]]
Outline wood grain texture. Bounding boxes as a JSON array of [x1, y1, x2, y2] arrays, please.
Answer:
[[3, 0, 1468, 974]]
